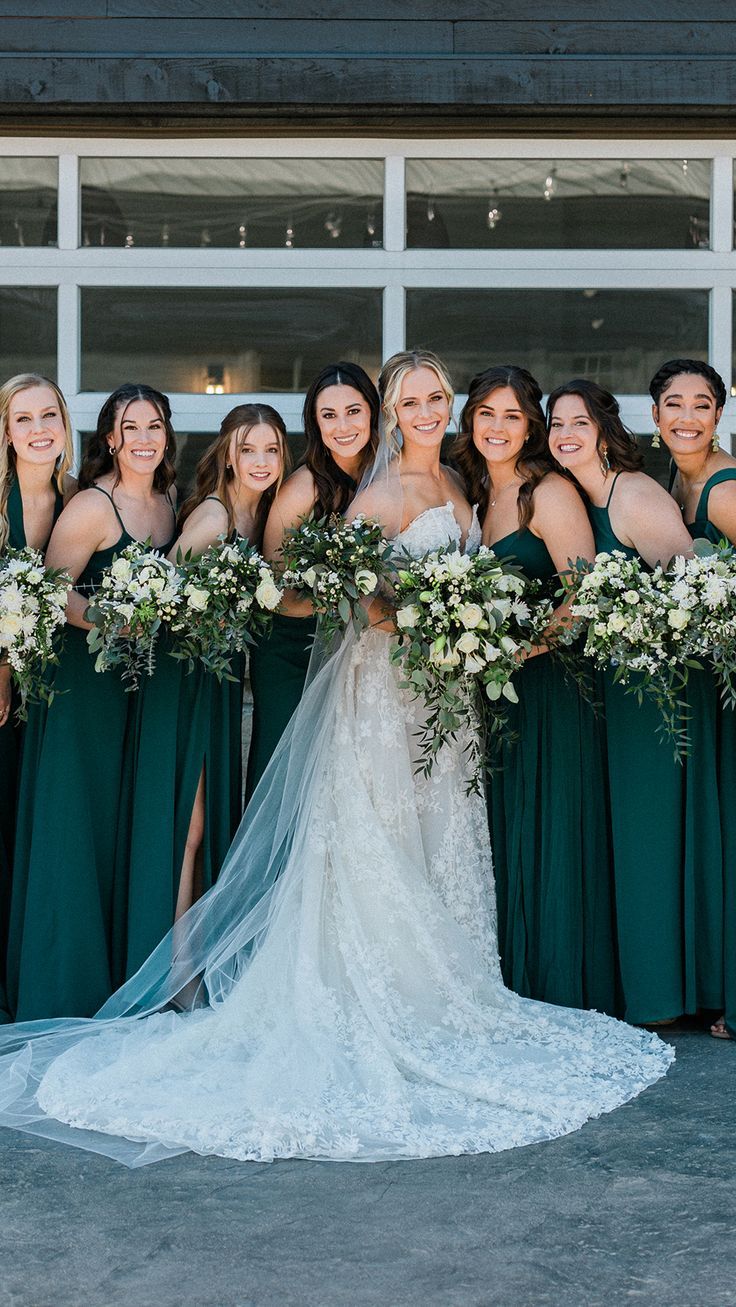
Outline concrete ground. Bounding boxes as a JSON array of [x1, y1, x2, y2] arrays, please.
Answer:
[[1, 1034, 733, 1307]]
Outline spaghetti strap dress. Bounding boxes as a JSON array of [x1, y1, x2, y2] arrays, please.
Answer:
[[0, 477, 63, 1022], [6, 486, 134, 1020], [118, 496, 245, 977], [588, 473, 686, 1023], [486, 525, 617, 1014], [681, 468, 736, 1036]]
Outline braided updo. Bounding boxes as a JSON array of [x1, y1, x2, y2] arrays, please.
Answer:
[[649, 358, 727, 410]]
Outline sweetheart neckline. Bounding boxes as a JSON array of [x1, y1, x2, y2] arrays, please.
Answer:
[[397, 500, 477, 542]]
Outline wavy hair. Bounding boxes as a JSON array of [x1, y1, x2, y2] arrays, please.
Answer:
[[178, 404, 290, 549], [0, 373, 74, 552], [302, 362, 380, 518], [78, 383, 177, 493], [378, 348, 454, 457], [546, 379, 644, 473], [455, 364, 553, 529], [649, 357, 727, 411]]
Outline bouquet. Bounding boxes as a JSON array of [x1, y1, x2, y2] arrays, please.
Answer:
[[390, 544, 551, 787], [170, 538, 283, 680], [666, 539, 736, 708], [562, 550, 688, 750], [85, 541, 183, 689], [0, 547, 70, 717], [279, 514, 395, 641]]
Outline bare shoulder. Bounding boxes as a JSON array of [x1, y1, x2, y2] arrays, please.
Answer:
[[185, 497, 229, 532], [349, 479, 396, 523], [272, 466, 317, 517], [443, 465, 467, 496], [533, 471, 585, 510], [57, 485, 114, 528], [622, 470, 673, 508]]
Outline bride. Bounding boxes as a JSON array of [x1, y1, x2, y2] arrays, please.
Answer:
[[0, 350, 672, 1167]]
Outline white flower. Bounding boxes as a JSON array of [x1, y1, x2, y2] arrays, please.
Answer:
[[301, 566, 317, 588], [1, 583, 24, 614], [445, 552, 473, 579], [607, 613, 627, 633], [457, 602, 484, 629], [396, 604, 420, 629], [429, 644, 461, 669], [255, 577, 282, 611], [623, 590, 640, 605], [0, 612, 23, 640], [184, 585, 209, 613], [668, 609, 690, 631], [456, 631, 480, 654], [464, 651, 486, 674], [110, 558, 133, 584], [355, 568, 377, 595]]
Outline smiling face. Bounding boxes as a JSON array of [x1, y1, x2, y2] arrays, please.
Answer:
[[395, 366, 451, 450], [230, 421, 283, 494], [653, 372, 723, 459], [471, 385, 528, 470], [7, 384, 68, 470], [110, 398, 168, 479], [315, 384, 373, 461], [548, 393, 601, 472]]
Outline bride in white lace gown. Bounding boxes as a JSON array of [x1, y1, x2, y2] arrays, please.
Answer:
[[0, 352, 672, 1167]]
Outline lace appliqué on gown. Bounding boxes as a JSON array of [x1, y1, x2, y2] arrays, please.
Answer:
[[35, 503, 673, 1163]]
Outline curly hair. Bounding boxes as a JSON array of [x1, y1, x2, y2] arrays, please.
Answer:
[[455, 364, 553, 529], [178, 404, 290, 549], [78, 383, 177, 493], [546, 379, 644, 473], [378, 349, 454, 457], [0, 372, 75, 552], [649, 358, 727, 410], [302, 362, 380, 518]]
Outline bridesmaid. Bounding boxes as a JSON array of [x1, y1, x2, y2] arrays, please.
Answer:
[[649, 357, 736, 1040], [121, 405, 289, 978], [245, 361, 379, 799], [7, 383, 177, 1020], [0, 374, 74, 1023], [455, 365, 617, 1013], [547, 380, 693, 1027]]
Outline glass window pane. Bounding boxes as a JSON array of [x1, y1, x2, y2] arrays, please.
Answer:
[[80, 158, 384, 249], [0, 288, 57, 380], [80, 288, 382, 393], [0, 158, 57, 247], [406, 288, 709, 393], [406, 159, 711, 249]]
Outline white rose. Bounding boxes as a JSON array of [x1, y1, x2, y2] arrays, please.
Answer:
[[429, 644, 461, 669], [255, 577, 282, 611], [457, 603, 484, 629], [456, 631, 480, 654], [110, 558, 132, 584], [607, 613, 626, 633], [445, 552, 473, 579], [185, 585, 210, 613], [396, 604, 420, 629], [301, 567, 317, 588], [594, 622, 608, 637], [464, 652, 486, 674], [668, 609, 690, 631], [355, 568, 378, 595], [623, 590, 640, 605]]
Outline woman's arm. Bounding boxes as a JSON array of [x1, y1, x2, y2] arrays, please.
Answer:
[[530, 474, 597, 652], [618, 475, 694, 569], [263, 469, 319, 617], [45, 491, 115, 630], [704, 480, 736, 547], [169, 500, 229, 562]]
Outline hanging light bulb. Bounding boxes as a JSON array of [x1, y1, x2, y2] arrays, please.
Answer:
[[543, 169, 557, 202], [161, 222, 170, 247], [426, 195, 435, 223], [365, 210, 376, 238], [682, 158, 689, 176], [486, 203, 502, 231], [285, 219, 294, 249], [238, 221, 247, 249], [324, 210, 343, 240], [619, 162, 630, 190], [124, 229, 134, 248], [200, 227, 211, 249]]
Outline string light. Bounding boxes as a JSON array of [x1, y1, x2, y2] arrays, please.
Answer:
[[238, 222, 247, 249], [284, 220, 294, 249], [426, 195, 435, 222], [486, 203, 502, 231], [543, 169, 557, 202]]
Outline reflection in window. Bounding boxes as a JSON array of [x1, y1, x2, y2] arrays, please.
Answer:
[[0, 158, 57, 247], [0, 288, 57, 381], [406, 288, 709, 393], [406, 159, 711, 249], [80, 158, 384, 249], [80, 288, 382, 393]]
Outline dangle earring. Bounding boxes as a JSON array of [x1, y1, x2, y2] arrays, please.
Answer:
[[599, 446, 611, 475], [712, 428, 720, 452], [651, 428, 661, 449]]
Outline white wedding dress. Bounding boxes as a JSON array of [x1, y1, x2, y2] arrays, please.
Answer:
[[0, 503, 672, 1166]]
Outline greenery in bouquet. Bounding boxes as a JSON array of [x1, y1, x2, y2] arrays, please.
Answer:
[[170, 538, 283, 680], [279, 513, 395, 642], [389, 544, 550, 788], [0, 546, 70, 718], [666, 538, 736, 709], [561, 549, 690, 753], [85, 541, 183, 690]]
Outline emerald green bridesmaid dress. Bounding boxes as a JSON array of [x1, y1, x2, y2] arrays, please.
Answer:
[[244, 612, 316, 802], [118, 501, 245, 977], [6, 487, 134, 1020], [0, 477, 63, 1023], [487, 525, 617, 1013], [589, 473, 687, 1023], [681, 468, 736, 1036]]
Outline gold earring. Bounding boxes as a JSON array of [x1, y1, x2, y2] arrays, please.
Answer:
[[599, 447, 611, 475], [712, 429, 720, 452], [651, 428, 661, 449]]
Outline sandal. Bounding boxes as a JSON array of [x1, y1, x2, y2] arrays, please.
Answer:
[[710, 1015, 733, 1040]]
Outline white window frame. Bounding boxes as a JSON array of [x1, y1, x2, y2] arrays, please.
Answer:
[[0, 135, 732, 450]]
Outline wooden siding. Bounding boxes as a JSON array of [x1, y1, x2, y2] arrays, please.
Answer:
[[0, 4, 735, 126]]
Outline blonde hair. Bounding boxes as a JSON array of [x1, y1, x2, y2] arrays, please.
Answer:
[[0, 373, 74, 551], [378, 349, 455, 456]]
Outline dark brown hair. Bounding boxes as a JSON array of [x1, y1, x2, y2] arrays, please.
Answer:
[[546, 379, 644, 472], [79, 383, 177, 492], [303, 362, 380, 517], [455, 365, 554, 529], [649, 358, 727, 410], [178, 403, 290, 549]]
